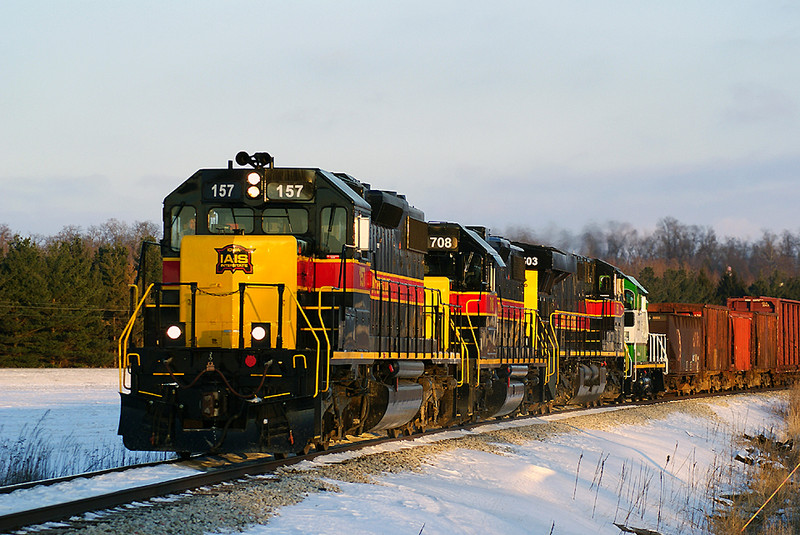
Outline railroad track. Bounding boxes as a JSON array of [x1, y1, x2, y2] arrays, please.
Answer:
[[0, 387, 782, 533], [0, 430, 412, 533]]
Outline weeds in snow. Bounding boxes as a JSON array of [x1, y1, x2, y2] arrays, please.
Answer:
[[567, 406, 785, 534], [0, 409, 170, 486], [708, 387, 800, 534]]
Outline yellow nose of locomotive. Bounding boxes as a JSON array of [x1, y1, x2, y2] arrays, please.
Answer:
[[178, 235, 299, 349]]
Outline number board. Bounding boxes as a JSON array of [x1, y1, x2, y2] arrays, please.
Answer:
[[266, 182, 314, 201], [202, 181, 243, 202], [524, 256, 540, 267], [428, 233, 459, 251]]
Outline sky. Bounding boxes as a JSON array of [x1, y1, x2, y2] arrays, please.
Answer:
[[2, 1, 799, 242]]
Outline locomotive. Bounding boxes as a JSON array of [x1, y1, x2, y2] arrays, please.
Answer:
[[117, 152, 795, 455]]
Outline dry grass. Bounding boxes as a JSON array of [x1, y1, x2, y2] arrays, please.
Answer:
[[709, 385, 800, 535], [0, 410, 171, 486]]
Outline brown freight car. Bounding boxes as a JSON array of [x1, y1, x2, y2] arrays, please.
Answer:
[[726, 307, 779, 388], [648, 303, 730, 394], [728, 297, 799, 382]]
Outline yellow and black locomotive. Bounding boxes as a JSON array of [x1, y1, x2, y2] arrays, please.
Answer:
[[118, 152, 643, 454]]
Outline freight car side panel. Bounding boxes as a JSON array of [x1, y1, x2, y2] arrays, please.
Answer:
[[779, 299, 800, 370], [649, 313, 702, 374], [729, 311, 752, 372], [728, 297, 800, 372], [754, 312, 778, 370], [703, 306, 729, 373]]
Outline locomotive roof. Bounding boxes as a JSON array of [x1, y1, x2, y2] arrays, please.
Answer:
[[164, 166, 372, 213], [427, 221, 506, 267], [316, 169, 371, 211]]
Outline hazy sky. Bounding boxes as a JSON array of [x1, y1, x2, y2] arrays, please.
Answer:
[[2, 1, 798, 241]]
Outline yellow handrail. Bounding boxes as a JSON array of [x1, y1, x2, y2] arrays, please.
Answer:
[[451, 314, 469, 387], [285, 287, 323, 397], [544, 316, 559, 385], [316, 286, 345, 395], [464, 298, 482, 386], [118, 283, 154, 393]]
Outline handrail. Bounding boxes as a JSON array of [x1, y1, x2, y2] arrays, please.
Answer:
[[372, 274, 448, 359], [625, 350, 633, 380], [118, 283, 155, 393], [237, 282, 324, 397], [537, 311, 559, 385], [464, 298, 482, 386], [549, 309, 602, 359], [286, 288, 323, 397], [648, 332, 669, 375], [450, 311, 469, 387], [317, 286, 345, 393]]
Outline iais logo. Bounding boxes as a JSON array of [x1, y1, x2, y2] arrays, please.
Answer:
[[215, 244, 254, 274]]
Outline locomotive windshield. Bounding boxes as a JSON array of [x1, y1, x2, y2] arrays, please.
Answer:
[[208, 207, 254, 234], [263, 208, 308, 234]]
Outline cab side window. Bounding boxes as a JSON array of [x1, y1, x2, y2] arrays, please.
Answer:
[[624, 289, 636, 310], [170, 205, 196, 251], [320, 206, 347, 254]]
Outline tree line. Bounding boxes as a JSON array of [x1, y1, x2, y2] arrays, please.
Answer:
[[2, 217, 800, 367], [0, 220, 159, 367], [507, 216, 800, 304]]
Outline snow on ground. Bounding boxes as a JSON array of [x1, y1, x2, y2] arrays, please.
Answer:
[[0, 369, 788, 534], [237, 396, 784, 535], [0, 368, 167, 470]]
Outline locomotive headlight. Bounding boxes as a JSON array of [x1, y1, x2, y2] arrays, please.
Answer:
[[166, 325, 183, 340], [247, 172, 261, 185], [246, 185, 261, 198], [252, 325, 267, 341], [164, 322, 186, 346], [250, 322, 271, 348]]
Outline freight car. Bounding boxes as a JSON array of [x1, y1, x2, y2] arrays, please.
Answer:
[[116, 152, 795, 455], [648, 298, 800, 394]]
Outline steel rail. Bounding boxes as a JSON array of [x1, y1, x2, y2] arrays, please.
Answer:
[[0, 457, 186, 496]]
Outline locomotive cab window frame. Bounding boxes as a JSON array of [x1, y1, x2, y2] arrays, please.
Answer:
[[624, 289, 636, 310], [320, 206, 348, 255], [169, 205, 196, 251], [208, 207, 254, 234], [355, 213, 370, 252], [263, 207, 309, 235]]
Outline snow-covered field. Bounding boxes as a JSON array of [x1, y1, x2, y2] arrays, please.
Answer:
[[0, 368, 168, 478], [0, 369, 787, 534]]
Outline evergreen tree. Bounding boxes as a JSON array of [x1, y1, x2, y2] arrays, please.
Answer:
[[0, 237, 49, 366], [715, 267, 748, 305], [42, 236, 109, 366]]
